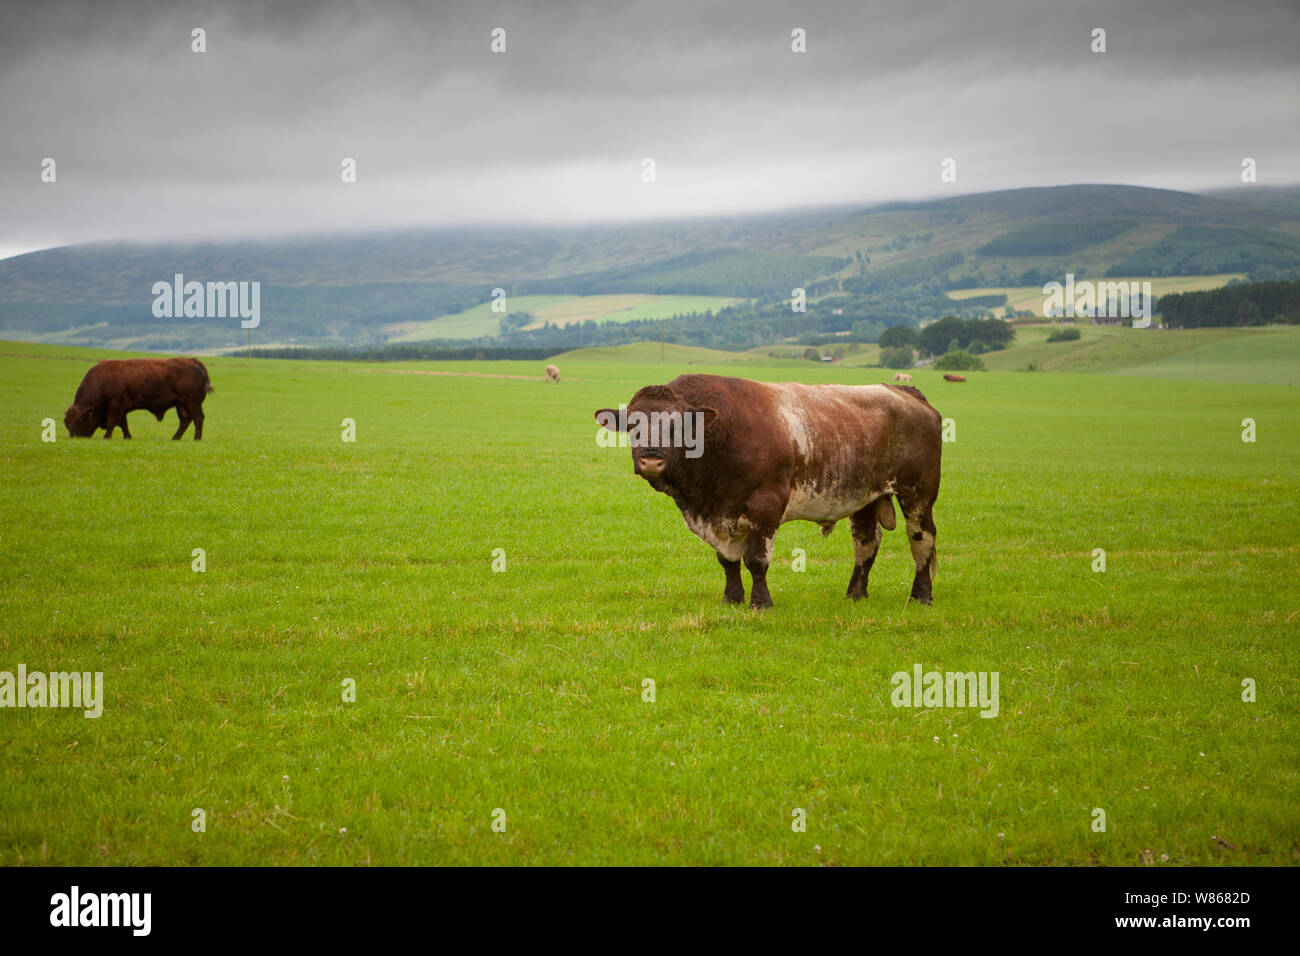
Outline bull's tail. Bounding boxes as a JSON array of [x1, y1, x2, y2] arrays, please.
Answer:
[[196, 358, 214, 393]]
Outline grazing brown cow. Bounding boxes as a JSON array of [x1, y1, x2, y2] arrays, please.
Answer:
[[65, 358, 213, 440], [595, 374, 941, 609], [545, 364, 561, 383], [943, 374, 967, 382], [893, 372, 913, 383]]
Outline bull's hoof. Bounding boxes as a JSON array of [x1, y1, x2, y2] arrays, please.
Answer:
[[910, 593, 933, 606], [749, 595, 773, 610], [723, 592, 745, 605], [845, 567, 866, 600]]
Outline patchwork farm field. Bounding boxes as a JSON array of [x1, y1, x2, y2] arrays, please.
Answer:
[[386, 293, 741, 341], [948, 274, 1246, 317], [1, 340, 1297, 865]]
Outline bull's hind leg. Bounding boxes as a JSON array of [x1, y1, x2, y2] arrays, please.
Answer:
[[172, 405, 192, 440], [846, 498, 889, 600], [716, 552, 744, 604], [898, 492, 938, 605]]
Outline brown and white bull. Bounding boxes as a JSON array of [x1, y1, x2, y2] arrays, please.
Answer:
[[595, 373, 941, 609], [65, 358, 213, 439]]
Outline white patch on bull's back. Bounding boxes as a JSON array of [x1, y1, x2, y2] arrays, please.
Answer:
[[770, 382, 902, 526], [777, 402, 813, 458]]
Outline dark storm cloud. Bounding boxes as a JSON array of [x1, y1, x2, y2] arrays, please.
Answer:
[[1, 0, 1296, 255]]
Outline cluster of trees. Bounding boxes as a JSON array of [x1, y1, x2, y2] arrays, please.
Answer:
[[1046, 326, 1082, 342], [881, 346, 915, 369], [494, 305, 854, 352], [1108, 227, 1300, 277], [957, 293, 1008, 309], [515, 249, 850, 298], [1158, 280, 1300, 328], [977, 219, 1136, 257], [499, 311, 533, 333], [881, 315, 1014, 357], [873, 316, 1014, 368], [948, 266, 1092, 289], [1247, 263, 1300, 282], [933, 350, 986, 371], [842, 252, 964, 294]]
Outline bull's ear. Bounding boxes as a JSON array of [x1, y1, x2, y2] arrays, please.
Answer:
[[594, 408, 626, 431], [694, 407, 719, 428]]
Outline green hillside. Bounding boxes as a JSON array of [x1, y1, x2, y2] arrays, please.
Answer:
[[1111, 326, 1300, 386], [3, 184, 1299, 350], [975, 322, 1299, 383]]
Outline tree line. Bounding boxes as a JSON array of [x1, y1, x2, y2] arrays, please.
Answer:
[[1158, 280, 1300, 328]]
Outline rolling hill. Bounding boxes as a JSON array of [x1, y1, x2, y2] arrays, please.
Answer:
[[2, 184, 1298, 350]]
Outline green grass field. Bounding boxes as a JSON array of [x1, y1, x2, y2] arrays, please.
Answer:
[[978, 323, 1300, 381], [1, 338, 1297, 865], [1113, 326, 1300, 387]]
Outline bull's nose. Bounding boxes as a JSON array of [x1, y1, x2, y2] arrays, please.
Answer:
[[636, 456, 666, 478]]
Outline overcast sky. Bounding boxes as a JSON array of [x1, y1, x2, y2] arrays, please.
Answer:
[[1, 0, 1296, 259]]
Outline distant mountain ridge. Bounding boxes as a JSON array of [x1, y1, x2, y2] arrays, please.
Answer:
[[2, 183, 1297, 350]]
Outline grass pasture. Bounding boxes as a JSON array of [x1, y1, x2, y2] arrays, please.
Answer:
[[0, 341, 1297, 866], [1113, 326, 1300, 387]]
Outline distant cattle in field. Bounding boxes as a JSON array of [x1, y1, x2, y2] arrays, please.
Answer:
[[943, 374, 967, 382], [595, 374, 942, 609], [65, 358, 213, 439], [893, 373, 913, 383], [545, 364, 560, 383]]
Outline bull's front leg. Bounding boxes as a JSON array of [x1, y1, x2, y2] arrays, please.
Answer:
[[716, 552, 744, 604], [743, 532, 775, 609], [105, 402, 130, 439], [742, 491, 786, 610]]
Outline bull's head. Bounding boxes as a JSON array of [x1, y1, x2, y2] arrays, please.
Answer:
[[64, 404, 96, 437], [595, 385, 717, 486]]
